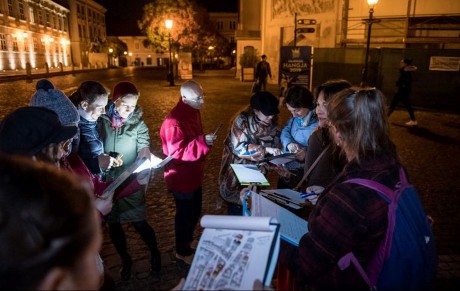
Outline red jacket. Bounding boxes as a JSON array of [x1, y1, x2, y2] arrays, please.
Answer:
[[160, 99, 211, 193]]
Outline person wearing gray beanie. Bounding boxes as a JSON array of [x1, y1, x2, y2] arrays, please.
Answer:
[[30, 79, 80, 126]]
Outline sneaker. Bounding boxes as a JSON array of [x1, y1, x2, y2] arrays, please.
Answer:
[[405, 120, 418, 126], [175, 253, 194, 265]]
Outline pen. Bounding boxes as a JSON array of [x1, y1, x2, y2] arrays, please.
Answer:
[[300, 191, 316, 199], [213, 123, 223, 135]]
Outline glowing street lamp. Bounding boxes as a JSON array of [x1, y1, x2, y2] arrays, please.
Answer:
[[165, 19, 174, 86], [361, 0, 380, 87]]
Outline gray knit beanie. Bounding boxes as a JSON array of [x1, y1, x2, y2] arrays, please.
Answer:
[[29, 79, 80, 126]]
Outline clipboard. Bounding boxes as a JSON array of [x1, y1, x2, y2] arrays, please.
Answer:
[[230, 164, 270, 186]]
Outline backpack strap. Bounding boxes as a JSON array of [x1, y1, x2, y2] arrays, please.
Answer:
[[339, 169, 405, 289]]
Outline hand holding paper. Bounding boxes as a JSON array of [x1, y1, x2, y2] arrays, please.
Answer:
[[266, 147, 282, 156]]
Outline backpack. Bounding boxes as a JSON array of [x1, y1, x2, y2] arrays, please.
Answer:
[[337, 167, 438, 291]]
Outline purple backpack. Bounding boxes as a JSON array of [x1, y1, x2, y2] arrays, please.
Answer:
[[338, 168, 437, 290]]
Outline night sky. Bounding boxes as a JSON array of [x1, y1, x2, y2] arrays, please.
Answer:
[[94, 0, 238, 36]]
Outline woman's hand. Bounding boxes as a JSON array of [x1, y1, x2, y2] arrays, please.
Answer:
[[265, 147, 282, 156], [295, 148, 306, 161], [137, 147, 151, 161], [98, 153, 117, 170], [94, 196, 113, 216], [287, 143, 300, 153]]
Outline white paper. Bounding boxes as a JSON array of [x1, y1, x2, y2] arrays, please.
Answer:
[[184, 215, 280, 290], [230, 164, 270, 185], [252, 192, 308, 246]]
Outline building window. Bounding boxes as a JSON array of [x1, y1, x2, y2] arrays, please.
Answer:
[[38, 10, 43, 25], [230, 21, 236, 30], [0, 34, 7, 51], [54, 15, 58, 29], [78, 24, 82, 38], [24, 39, 29, 51], [135, 42, 140, 50], [33, 37, 38, 52], [13, 39, 18, 51], [63, 17, 67, 32], [7, 0, 13, 16], [29, 7, 34, 23], [19, 0, 25, 20], [45, 13, 50, 27]]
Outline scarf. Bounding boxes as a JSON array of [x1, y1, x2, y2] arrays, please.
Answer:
[[106, 101, 133, 129]]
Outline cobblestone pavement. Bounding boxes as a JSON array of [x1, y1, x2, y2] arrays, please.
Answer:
[[1, 68, 459, 290]]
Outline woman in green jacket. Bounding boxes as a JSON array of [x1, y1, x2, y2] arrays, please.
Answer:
[[98, 81, 161, 280]]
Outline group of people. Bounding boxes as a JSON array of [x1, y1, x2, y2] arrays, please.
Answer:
[[0, 78, 217, 290], [0, 56, 433, 290]]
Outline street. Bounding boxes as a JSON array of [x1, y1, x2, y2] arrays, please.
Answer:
[[1, 67, 459, 290]]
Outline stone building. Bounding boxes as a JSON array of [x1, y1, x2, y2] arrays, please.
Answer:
[[236, 0, 460, 82], [0, 0, 107, 72], [0, 0, 70, 71]]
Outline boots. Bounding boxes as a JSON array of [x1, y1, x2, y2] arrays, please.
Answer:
[[151, 250, 162, 273], [119, 256, 132, 281]]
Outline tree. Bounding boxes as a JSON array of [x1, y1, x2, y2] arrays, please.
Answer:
[[138, 0, 231, 70], [106, 37, 128, 66]]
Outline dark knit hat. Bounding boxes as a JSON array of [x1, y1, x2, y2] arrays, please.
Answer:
[[250, 91, 280, 116], [29, 79, 80, 126], [0, 107, 78, 156], [112, 81, 139, 101]]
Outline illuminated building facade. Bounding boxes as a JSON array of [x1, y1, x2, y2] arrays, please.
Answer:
[[0, 0, 70, 71]]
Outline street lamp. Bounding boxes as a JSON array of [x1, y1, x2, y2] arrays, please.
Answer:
[[165, 19, 174, 86], [361, 0, 380, 87], [108, 48, 113, 67]]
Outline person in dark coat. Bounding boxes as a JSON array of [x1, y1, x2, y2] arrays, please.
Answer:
[[387, 58, 418, 126], [255, 54, 272, 91]]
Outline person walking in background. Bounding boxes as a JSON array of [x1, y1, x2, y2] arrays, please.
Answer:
[[69, 80, 118, 177], [160, 80, 216, 265], [219, 91, 282, 215], [387, 58, 418, 126], [0, 154, 103, 290], [255, 54, 272, 91], [98, 81, 161, 280], [278, 85, 319, 189]]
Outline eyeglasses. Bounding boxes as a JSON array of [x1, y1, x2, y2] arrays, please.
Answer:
[[61, 139, 73, 154]]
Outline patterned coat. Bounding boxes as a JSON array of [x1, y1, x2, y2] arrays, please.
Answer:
[[219, 110, 280, 205]]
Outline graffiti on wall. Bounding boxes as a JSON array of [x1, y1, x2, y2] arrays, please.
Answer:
[[272, 0, 336, 18]]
